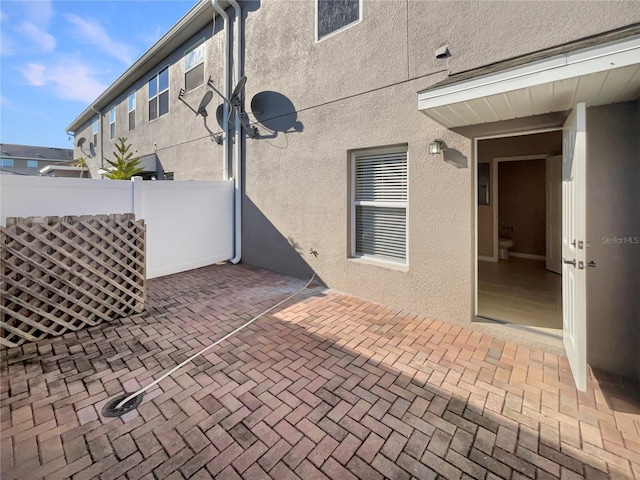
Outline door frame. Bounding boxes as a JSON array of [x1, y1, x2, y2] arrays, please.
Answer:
[[473, 128, 561, 318]]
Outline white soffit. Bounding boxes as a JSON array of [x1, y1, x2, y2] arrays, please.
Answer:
[[418, 36, 640, 128]]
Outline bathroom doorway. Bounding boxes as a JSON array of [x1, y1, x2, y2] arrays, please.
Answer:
[[475, 130, 563, 335]]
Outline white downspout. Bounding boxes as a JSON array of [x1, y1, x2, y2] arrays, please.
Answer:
[[90, 106, 103, 169], [228, 0, 242, 264], [212, 0, 230, 181]]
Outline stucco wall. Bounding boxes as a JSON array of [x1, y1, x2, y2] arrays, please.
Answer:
[[239, 0, 640, 328], [72, 21, 228, 180], [67, 1, 640, 370], [585, 101, 640, 378], [407, 1, 640, 79]]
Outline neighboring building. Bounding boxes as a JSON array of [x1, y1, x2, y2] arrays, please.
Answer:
[[67, 1, 640, 386], [0, 143, 74, 176]]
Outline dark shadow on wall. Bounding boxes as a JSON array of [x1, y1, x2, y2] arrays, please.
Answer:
[[241, 195, 325, 286], [215, 90, 304, 144], [249, 91, 304, 138], [443, 148, 468, 169]]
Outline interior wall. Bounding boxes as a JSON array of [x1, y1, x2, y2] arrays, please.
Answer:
[[477, 131, 561, 257], [585, 101, 640, 378], [498, 160, 546, 256]]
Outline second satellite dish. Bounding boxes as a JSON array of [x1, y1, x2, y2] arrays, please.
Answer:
[[197, 91, 214, 117]]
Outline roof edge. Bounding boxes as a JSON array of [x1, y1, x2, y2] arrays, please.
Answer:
[[66, 0, 219, 132], [418, 22, 640, 95]]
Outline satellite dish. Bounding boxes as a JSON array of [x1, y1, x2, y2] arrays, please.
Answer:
[[197, 91, 214, 116], [76, 137, 86, 148], [231, 76, 247, 100]]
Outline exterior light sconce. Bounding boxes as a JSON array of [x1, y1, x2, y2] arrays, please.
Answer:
[[429, 139, 446, 155]]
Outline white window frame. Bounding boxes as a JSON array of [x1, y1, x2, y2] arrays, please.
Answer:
[[350, 145, 408, 265], [128, 92, 136, 131], [27, 160, 38, 169], [148, 66, 170, 121], [184, 39, 205, 91], [315, 0, 363, 43], [0, 159, 14, 168], [109, 107, 116, 140]]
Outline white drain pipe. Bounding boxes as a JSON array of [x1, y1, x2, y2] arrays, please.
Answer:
[[228, 0, 242, 264], [212, 0, 230, 181]]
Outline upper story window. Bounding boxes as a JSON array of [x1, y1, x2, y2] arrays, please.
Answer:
[[27, 160, 38, 169], [93, 120, 98, 147], [149, 67, 169, 121], [317, 0, 361, 41], [351, 146, 408, 264], [0, 159, 14, 168], [128, 92, 136, 131], [109, 107, 116, 139], [184, 41, 205, 91]]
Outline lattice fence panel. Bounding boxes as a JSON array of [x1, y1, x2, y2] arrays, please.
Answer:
[[1, 214, 146, 348]]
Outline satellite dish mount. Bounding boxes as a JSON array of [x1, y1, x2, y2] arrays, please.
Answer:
[[207, 76, 257, 138]]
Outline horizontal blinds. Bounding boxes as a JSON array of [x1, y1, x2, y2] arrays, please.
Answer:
[[356, 206, 406, 261], [354, 150, 407, 262], [355, 152, 407, 202]]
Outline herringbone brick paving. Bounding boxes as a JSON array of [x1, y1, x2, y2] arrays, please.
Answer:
[[1, 264, 639, 479]]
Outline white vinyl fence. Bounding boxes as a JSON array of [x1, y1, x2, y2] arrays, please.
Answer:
[[0, 176, 234, 278]]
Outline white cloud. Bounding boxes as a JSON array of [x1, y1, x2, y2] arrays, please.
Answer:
[[23, 0, 53, 26], [64, 14, 136, 65], [0, 94, 17, 111], [19, 63, 46, 86], [18, 22, 56, 52], [18, 60, 106, 103], [3, 0, 56, 54]]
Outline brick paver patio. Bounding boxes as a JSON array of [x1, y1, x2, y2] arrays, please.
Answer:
[[1, 264, 639, 479]]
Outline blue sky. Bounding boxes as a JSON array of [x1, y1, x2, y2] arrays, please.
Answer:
[[0, 0, 194, 150]]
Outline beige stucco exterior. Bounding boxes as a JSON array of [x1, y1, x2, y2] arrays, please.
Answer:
[[68, 1, 640, 379]]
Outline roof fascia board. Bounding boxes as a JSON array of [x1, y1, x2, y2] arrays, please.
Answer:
[[418, 36, 640, 111], [0, 156, 67, 162], [66, 0, 221, 132], [39, 166, 88, 173]]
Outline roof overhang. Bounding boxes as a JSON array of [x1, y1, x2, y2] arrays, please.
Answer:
[[138, 153, 157, 173], [66, 0, 227, 132], [418, 35, 640, 128], [39, 165, 89, 174]]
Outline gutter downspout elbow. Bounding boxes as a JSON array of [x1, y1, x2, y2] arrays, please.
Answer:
[[212, 0, 230, 182], [228, 0, 242, 265]]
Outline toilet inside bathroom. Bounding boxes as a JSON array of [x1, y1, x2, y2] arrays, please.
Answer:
[[498, 237, 514, 260]]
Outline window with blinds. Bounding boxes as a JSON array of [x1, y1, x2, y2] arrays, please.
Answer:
[[352, 148, 408, 263]]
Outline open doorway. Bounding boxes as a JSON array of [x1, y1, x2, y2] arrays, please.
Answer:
[[475, 130, 563, 336]]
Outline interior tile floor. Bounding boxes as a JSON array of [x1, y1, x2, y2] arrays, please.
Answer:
[[477, 257, 562, 335]]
